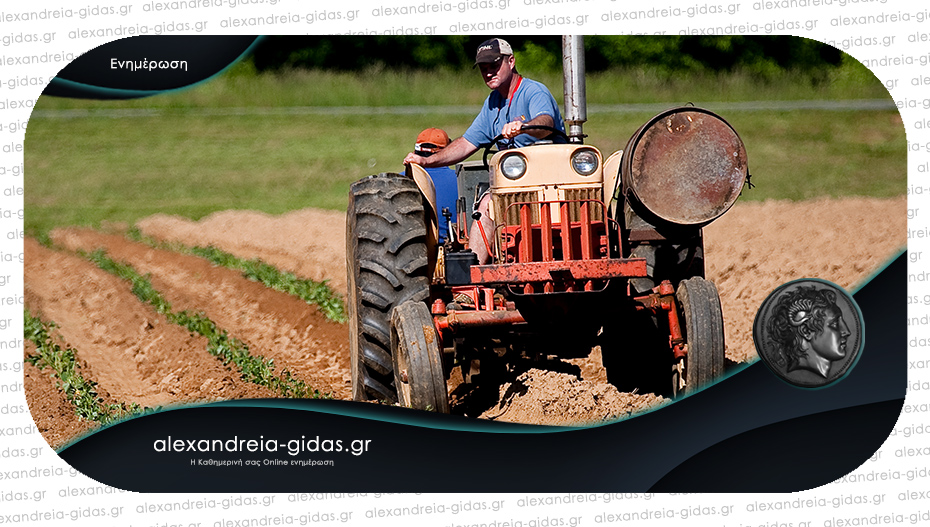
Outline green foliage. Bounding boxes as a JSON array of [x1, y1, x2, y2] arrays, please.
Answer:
[[188, 246, 346, 324], [24, 310, 145, 423], [582, 36, 843, 81], [252, 36, 473, 72], [248, 36, 845, 77], [586, 36, 696, 72], [125, 229, 346, 323], [515, 41, 561, 74], [84, 250, 330, 399], [86, 250, 172, 315]]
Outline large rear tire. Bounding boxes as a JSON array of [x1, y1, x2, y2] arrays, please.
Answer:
[[391, 301, 450, 413], [674, 277, 725, 396], [347, 174, 430, 403]]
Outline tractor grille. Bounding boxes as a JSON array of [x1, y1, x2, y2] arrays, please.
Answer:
[[564, 187, 603, 222], [497, 190, 540, 226], [496, 187, 604, 226], [487, 186, 618, 293]]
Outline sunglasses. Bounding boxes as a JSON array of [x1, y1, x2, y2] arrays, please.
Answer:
[[478, 58, 504, 73]]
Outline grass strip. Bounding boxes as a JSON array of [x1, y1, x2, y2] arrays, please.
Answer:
[[127, 228, 346, 324], [24, 310, 144, 424], [85, 249, 330, 399]]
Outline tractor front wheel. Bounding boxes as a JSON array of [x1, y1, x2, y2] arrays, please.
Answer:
[[674, 277, 725, 396], [391, 301, 450, 413], [346, 174, 430, 403]]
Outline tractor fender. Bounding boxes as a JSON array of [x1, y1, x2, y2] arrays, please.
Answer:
[[603, 149, 623, 223], [406, 164, 440, 270]]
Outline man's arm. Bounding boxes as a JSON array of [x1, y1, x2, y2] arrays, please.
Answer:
[[501, 113, 556, 140], [403, 136, 479, 168]]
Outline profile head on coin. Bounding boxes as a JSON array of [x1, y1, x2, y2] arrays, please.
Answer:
[[754, 279, 863, 388], [767, 286, 850, 378]]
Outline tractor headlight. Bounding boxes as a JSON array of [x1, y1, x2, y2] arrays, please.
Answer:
[[571, 149, 599, 176], [500, 154, 527, 180]]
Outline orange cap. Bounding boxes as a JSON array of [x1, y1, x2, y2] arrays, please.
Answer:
[[415, 128, 450, 154]]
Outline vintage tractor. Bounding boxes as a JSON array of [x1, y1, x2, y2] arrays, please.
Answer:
[[346, 36, 749, 413]]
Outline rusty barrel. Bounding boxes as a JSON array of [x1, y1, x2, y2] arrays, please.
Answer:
[[621, 106, 748, 226]]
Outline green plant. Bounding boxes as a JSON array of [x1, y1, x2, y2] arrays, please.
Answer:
[[24, 310, 144, 423], [125, 228, 346, 323], [84, 249, 331, 399]]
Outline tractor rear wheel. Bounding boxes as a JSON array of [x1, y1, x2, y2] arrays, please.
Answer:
[[674, 277, 725, 396], [347, 174, 430, 403], [391, 300, 450, 412]]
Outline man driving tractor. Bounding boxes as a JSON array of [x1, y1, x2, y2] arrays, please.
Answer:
[[403, 37, 566, 263], [350, 35, 745, 411]]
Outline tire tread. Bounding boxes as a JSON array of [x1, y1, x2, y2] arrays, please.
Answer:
[[677, 277, 725, 394], [347, 174, 430, 402]]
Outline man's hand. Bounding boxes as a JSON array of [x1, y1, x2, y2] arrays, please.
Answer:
[[402, 137, 479, 169], [501, 120, 525, 139], [508, 114, 557, 141], [404, 152, 428, 166]]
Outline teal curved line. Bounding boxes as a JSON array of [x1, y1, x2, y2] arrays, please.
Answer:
[[51, 398, 576, 456], [53, 360, 757, 457], [54, 360, 760, 455], [65, 243, 906, 448], [206, 367, 752, 431], [54, 401, 176, 454], [206, 399, 582, 433], [54, 249, 906, 448], [48, 36, 265, 99], [850, 248, 906, 295], [48, 78, 164, 99]]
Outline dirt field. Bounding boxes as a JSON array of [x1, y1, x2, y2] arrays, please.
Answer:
[[23, 196, 905, 447]]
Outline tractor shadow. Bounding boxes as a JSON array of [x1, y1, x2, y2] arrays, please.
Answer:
[[447, 355, 585, 419], [446, 351, 746, 421]]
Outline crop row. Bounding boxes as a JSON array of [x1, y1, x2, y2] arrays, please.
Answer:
[[84, 249, 331, 400], [24, 310, 145, 425], [127, 228, 346, 323]]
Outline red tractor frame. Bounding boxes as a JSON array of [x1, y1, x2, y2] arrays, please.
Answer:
[[346, 37, 748, 414]]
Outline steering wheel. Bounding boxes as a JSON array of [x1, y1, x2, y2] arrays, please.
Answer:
[[479, 125, 570, 169]]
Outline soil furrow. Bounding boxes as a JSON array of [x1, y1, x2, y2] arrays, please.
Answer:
[[25, 197, 905, 435], [50, 229, 351, 399], [24, 238, 276, 416], [23, 340, 98, 450], [137, 209, 349, 296]]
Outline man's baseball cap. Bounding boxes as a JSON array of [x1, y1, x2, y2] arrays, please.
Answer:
[[414, 128, 450, 156], [475, 38, 513, 64]]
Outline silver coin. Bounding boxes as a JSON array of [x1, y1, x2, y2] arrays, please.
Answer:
[[752, 278, 864, 388]]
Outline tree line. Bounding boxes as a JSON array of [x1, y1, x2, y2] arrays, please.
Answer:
[[249, 36, 844, 76]]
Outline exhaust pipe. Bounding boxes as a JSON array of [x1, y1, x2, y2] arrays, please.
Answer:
[[561, 35, 587, 144]]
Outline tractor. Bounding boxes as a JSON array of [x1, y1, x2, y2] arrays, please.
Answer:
[[346, 36, 749, 414]]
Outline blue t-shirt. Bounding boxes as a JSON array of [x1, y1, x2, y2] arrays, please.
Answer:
[[462, 77, 565, 150]]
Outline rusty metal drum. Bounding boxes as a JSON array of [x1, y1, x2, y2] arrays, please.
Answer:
[[622, 107, 748, 226]]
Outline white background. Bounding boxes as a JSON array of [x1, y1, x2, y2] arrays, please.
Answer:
[[1, 0, 926, 525]]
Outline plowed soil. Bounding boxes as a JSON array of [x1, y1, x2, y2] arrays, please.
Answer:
[[24, 196, 906, 446]]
